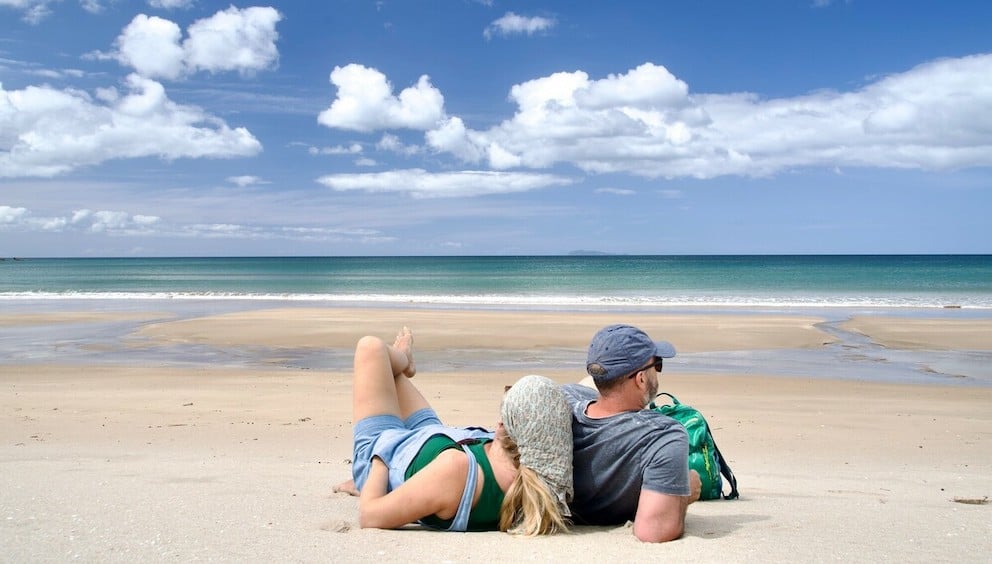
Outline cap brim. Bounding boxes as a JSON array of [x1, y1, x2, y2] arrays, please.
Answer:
[[654, 341, 676, 358]]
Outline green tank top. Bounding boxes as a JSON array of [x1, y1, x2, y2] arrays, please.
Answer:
[[404, 435, 505, 531]]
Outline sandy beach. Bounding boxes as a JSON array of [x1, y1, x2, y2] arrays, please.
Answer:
[[2, 306, 991, 562]]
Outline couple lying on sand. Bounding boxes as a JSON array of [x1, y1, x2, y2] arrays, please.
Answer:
[[334, 324, 702, 542]]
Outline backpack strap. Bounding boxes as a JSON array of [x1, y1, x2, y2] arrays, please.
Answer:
[[654, 392, 677, 406], [712, 440, 740, 500]]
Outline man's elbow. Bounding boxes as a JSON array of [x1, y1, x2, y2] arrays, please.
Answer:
[[633, 521, 684, 543]]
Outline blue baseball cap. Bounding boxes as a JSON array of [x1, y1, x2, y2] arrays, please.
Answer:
[[586, 324, 676, 384]]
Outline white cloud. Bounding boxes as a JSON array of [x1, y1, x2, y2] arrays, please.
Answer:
[[308, 143, 363, 156], [355, 157, 377, 167], [0, 74, 262, 178], [112, 15, 186, 80], [376, 133, 421, 156], [79, 0, 104, 14], [0, 204, 390, 244], [178, 223, 392, 243], [226, 175, 268, 187], [99, 6, 281, 80], [424, 54, 992, 179], [484, 12, 555, 40], [0, 205, 29, 223], [315, 169, 573, 198], [28, 67, 87, 80], [0, 0, 53, 24], [425, 117, 485, 162], [148, 0, 194, 8], [317, 64, 445, 132], [595, 187, 635, 196], [486, 142, 522, 169], [576, 63, 690, 109], [183, 6, 282, 76], [0, 207, 161, 234], [132, 214, 160, 226]]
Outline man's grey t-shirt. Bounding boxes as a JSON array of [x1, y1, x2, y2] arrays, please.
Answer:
[[561, 384, 690, 525]]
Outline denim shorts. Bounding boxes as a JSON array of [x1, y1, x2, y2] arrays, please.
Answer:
[[351, 407, 441, 489]]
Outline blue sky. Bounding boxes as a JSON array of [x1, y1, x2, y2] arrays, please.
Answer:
[[1, 0, 990, 257]]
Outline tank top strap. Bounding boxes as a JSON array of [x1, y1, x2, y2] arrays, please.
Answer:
[[446, 443, 479, 532]]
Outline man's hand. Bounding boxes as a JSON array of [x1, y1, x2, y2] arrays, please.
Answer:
[[688, 470, 701, 504]]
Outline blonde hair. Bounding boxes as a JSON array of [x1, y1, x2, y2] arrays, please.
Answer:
[[496, 434, 570, 536]]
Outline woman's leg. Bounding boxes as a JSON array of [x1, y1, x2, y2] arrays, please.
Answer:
[[341, 328, 433, 496], [351, 327, 431, 424]]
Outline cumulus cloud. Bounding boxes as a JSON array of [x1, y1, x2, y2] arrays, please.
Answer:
[[99, 6, 282, 80], [184, 6, 282, 75], [112, 15, 187, 79], [0, 206, 161, 234], [0, 205, 29, 224], [484, 12, 555, 40], [423, 54, 992, 178], [315, 169, 573, 198], [318, 64, 445, 132], [0, 74, 262, 178], [425, 117, 485, 162]]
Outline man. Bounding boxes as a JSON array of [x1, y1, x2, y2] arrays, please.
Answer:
[[561, 324, 701, 542]]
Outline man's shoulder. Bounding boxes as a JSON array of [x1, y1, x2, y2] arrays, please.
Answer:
[[561, 383, 597, 404], [611, 408, 686, 431]]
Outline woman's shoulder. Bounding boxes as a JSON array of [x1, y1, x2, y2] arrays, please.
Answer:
[[429, 446, 472, 476]]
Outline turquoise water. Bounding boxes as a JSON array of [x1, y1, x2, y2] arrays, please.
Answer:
[[1, 255, 991, 309]]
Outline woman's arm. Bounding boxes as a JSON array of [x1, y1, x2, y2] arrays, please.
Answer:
[[358, 450, 477, 529]]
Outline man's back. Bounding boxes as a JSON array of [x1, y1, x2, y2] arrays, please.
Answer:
[[562, 384, 690, 525]]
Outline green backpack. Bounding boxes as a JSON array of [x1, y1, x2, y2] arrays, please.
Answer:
[[650, 393, 739, 501]]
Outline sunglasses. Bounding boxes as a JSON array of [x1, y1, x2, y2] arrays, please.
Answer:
[[627, 358, 663, 379]]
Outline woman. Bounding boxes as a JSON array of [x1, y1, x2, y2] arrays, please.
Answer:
[[340, 327, 572, 535]]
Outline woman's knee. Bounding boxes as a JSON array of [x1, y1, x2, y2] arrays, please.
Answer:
[[354, 335, 387, 362]]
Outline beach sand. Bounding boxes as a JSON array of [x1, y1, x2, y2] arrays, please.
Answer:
[[2, 308, 990, 562]]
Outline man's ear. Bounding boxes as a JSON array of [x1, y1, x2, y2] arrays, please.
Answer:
[[636, 372, 647, 387]]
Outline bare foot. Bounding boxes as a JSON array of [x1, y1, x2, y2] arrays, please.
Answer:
[[333, 478, 359, 497], [393, 326, 416, 378]]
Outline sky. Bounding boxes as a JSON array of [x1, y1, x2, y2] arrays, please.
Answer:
[[1, 1, 990, 257]]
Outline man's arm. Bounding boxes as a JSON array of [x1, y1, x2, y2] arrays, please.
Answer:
[[632, 470, 701, 543]]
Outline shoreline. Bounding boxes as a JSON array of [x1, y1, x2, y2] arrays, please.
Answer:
[[1, 301, 991, 386]]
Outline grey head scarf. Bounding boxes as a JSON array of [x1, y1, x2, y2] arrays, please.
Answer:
[[500, 374, 573, 516]]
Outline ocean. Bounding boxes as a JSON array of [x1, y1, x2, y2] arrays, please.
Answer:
[[2, 255, 991, 310], [2, 255, 990, 385]]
